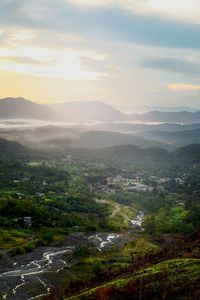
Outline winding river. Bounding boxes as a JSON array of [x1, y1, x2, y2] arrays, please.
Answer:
[[0, 212, 144, 300], [0, 233, 123, 300]]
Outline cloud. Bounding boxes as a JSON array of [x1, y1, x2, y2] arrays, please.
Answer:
[[0, 56, 55, 66], [0, 0, 200, 107], [0, 39, 106, 80], [1, 1, 200, 50], [143, 57, 200, 75], [168, 84, 200, 91], [80, 56, 119, 76], [66, 0, 200, 23]]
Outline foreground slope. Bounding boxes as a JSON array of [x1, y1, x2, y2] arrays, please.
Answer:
[[67, 258, 200, 300], [65, 230, 200, 300]]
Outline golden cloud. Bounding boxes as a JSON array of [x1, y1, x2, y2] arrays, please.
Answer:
[[168, 83, 200, 91]]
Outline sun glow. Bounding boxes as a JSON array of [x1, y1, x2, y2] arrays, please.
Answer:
[[0, 28, 107, 81]]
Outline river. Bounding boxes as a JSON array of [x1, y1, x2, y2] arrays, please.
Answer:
[[0, 233, 123, 300], [0, 212, 144, 299]]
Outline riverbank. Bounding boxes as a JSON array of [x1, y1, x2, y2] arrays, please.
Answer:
[[0, 209, 145, 300], [0, 231, 137, 300]]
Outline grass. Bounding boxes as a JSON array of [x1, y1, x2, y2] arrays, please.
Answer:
[[0, 228, 30, 250], [0, 227, 66, 257], [65, 258, 200, 300]]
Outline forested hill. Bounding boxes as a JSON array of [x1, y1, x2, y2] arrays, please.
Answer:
[[173, 144, 200, 164], [95, 145, 169, 165], [91, 143, 200, 167], [0, 138, 27, 159], [2, 137, 200, 167]]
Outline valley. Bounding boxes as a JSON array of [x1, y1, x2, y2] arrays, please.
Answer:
[[1, 0, 200, 297], [0, 99, 200, 299], [0, 133, 200, 299]]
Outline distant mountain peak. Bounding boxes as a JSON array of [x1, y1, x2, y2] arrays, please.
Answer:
[[0, 97, 53, 120], [52, 100, 126, 122], [2, 97, 200, 124], [1, 97, 34, 103]]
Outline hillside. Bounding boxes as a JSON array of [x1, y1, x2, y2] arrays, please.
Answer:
[[0, 98, 126, 122], [2, 97, 200, 123], [0, 97, 54, 120], [61, 143, 200, 168], [92, 122, 200, 134], [64, 230, 200, 300], [140, 128, 200, 146], [95, 144, 200, 166], [173, 144, 200, 164], [95, 144, 169, 165], [130, 110, 200, 123], [0, 138, 27, 159], [66, 258, 200, 300], [42, 130, 168, 150], [2, 135, 200, 167], [137, 105, 198, 113]]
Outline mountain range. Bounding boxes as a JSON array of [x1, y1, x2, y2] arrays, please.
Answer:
[[131, 110, 200, 123], [0, 98, 125, 122], [2, 136, 200, 167], [52, 101, 125, 122], [42, 129, 167, 150], [0, 97, 54, 120], [135, 105, 199, 113], [1, 97, 200, 123], [140, 128, 200, 147], [2, 123, 200, 150]]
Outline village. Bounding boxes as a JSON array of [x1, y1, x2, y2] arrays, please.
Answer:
[[88, 172, 185, 195]]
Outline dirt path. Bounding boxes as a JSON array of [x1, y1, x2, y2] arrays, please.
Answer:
[[111, 202, 144, 230]]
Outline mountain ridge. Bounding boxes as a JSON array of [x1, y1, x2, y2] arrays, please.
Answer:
[[0, 97, 54, 120], [1, 97, 200, 123]]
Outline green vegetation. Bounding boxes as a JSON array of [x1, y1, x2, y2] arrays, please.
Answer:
[[65, 258, 200, 300], [1, 137, 200, 299], [0, 159, 117, 255]]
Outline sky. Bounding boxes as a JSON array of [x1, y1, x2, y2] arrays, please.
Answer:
[[1, 0, 200, 109]]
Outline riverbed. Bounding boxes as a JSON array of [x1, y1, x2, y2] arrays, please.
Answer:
[[0, 233, 123, 300], [0, 212, 144, 299]]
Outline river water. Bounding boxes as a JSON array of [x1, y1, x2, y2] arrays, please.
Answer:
[[130, 211, 144, 231], [0, 212, 144, 299], [0, 233, 123, 300]]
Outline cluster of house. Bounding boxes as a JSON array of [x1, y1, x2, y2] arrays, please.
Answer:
[[106, 175, 153, 192], [13, 178, 48, 186], [63, 155, 105, 169], [90, 173, 185, 194], [12, 178, 50, 199], [14, 216, 32, 227]]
